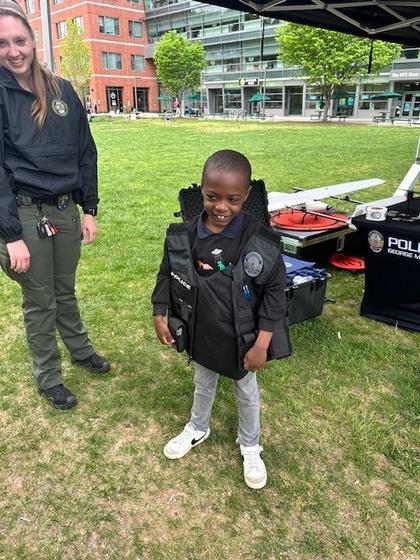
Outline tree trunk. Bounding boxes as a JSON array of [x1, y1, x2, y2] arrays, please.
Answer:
[[322, 89, 333, 121]]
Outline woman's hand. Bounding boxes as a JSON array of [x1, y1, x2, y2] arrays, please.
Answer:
[[6, 239, 31, 273], [82, 214, 97, 244], [153, 315, 175, 346]]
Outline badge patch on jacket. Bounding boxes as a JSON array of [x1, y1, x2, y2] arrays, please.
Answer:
[[52, 99, 69, 117], [243, 251, 263, 277]]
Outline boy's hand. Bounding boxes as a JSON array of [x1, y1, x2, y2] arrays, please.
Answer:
[[153, 315, 175, 346], [244, 345, 267, 372], [243, 329, 273, 372]]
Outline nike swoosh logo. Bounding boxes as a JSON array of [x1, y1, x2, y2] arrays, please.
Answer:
[[191, 434, 206, 445]]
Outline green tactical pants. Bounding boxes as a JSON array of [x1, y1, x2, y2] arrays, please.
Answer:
[[0, 196, 95, 390]]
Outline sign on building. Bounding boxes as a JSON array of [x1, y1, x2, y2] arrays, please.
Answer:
[[390, 69, 420, 81], [239, 77, 259, 86]]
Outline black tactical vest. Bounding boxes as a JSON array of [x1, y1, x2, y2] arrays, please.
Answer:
[[166, 222, 291, 380]]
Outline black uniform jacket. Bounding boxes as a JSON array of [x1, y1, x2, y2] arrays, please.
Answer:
[[0, 67, 98, 242]]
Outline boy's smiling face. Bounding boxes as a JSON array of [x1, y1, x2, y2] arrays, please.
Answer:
[[201, 169, 250, 234]]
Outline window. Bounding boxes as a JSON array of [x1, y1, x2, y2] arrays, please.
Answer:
[[128, 0, 142, 4], [33, 30, 39, 45], [56, 21, 67, 39], [102, 52, 122, 70], [73, 16, 84, 31], [57, 17, 83, 39], [400, 47, 419, 60], [128, 20, 143, 38], [359, 84, 388, 110], [225, 89, 241, 108], [99, 16, 120, 35], [53, 0, 63, 4], [25, 0, 35, 14], [130, 54, 144, 71], [305, 89, 323, 109]]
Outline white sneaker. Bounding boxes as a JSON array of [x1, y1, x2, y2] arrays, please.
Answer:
[[164, 422, 210, 459], [240, 445, 267, 489]]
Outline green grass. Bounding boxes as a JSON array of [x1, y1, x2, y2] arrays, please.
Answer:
[[0, 119, 419, 560]]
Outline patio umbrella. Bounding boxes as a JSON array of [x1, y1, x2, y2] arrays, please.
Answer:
[[157, 95, 171, 101], [194, 0, 420, 46], [249, 93, 271, 102], [186, 93, 201, 101], [370, 90, 403, 100]]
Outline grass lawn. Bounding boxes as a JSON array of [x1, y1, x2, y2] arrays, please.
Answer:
[[0, 119, 419, 560]]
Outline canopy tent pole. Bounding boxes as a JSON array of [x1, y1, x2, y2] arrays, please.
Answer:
[[367, 39, 374, 74]]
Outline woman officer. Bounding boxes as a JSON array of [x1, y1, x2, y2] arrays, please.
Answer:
[[0, 0, 110, 409]]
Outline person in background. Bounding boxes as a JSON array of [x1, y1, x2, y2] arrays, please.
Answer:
[[152, 150, 291, 489], [0, 0, 110, 410]]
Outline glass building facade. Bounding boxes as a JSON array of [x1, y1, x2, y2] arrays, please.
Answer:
[[144, 0, 420, 120]]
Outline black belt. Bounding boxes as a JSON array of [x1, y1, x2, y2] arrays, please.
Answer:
[[16, 193, 72, 209]]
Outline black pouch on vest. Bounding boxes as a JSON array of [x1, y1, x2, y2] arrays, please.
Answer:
[[168, 317, 187, 353]]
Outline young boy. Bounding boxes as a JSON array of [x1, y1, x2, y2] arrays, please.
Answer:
[[152, 150, 291, 489]]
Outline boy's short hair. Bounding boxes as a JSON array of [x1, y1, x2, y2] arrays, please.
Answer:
[[202, 150, 252, 184]]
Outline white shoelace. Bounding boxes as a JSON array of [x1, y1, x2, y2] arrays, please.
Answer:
[[242, 446, 264, 471]]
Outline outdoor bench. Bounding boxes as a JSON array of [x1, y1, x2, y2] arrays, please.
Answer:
[[371, 116, 412, 125], [327, 114, 347, 123], [373, 115, 386, 124], [394, 118, 412, 126]]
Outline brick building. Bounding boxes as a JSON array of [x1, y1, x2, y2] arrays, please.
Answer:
[[21, 0, 159, 113]]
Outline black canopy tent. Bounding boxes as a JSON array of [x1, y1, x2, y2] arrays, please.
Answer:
[[195, 0, 420, 46]]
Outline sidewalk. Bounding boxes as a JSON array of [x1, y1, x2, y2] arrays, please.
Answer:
[[209, 114, 411, 125], [98, 112, 416, 126]]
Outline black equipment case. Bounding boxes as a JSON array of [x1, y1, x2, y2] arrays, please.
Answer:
[[283, 255, 328, 325], [177, 180, 270, 225], [176, 180, 327, 324]]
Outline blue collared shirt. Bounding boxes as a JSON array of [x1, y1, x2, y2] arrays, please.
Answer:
[[197, 210, 245, 240]]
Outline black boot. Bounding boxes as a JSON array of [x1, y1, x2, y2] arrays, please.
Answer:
[[39, 384, 78, 409], [72, 353, 111, 373]]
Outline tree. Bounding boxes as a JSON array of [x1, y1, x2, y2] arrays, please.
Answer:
[[154, 31, 206, 114], [60, 19, 92, 101], [276, 24, 400, 120]]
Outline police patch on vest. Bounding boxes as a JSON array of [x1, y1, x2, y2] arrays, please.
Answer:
[[170, 271, 191, 290], [243, 251, 263, 277], [368, 230, 384, 253], [52, 99, 69, 117]]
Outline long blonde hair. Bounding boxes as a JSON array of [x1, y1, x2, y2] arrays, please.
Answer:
[[0, 8, 62, 128], [31, 50, 62, 128]]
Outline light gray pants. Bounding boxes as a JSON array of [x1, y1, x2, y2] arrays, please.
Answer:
[[190, 362, 260, 447]]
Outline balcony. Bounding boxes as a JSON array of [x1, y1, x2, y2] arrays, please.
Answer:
[[204, 65, 299, 83]]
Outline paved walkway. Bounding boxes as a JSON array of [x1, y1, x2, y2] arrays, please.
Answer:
[[98, 112, 417, 126], [206, 114, 413, 125]]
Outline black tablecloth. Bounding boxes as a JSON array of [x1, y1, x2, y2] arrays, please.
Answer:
[[353, 198, 420, 331]]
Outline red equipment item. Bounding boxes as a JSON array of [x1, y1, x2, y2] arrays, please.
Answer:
[[270, 209, 348, 231], [329, 252, 365, 271]]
